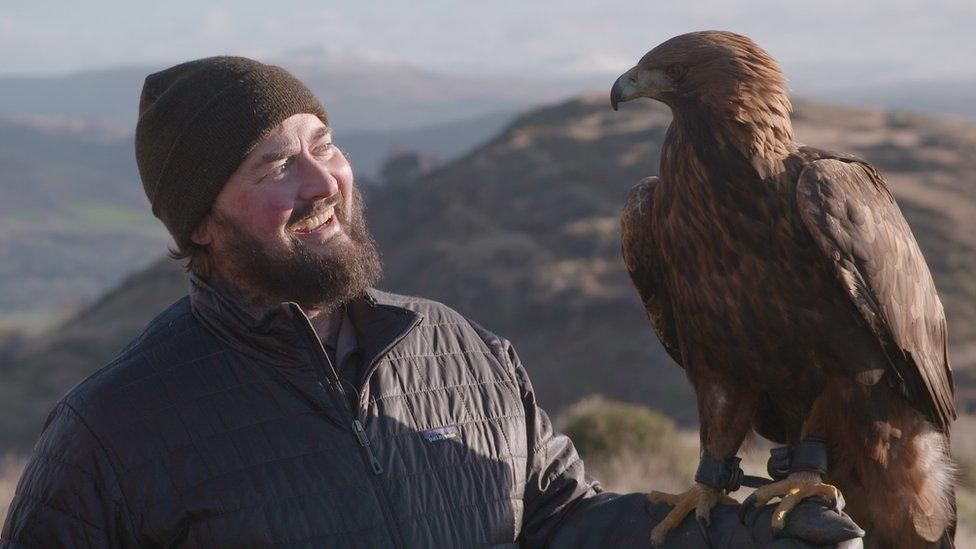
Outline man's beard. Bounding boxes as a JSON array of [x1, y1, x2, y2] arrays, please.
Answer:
[[211, 187, 382, 313]]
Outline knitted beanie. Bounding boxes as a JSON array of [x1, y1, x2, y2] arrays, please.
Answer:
[[135, 56, 327, 249]]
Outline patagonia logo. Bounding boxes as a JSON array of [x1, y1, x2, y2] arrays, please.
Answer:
[[421, 425, 460, 443]]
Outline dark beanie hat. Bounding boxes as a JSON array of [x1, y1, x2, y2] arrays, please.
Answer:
[[135, 56, 327, 248]]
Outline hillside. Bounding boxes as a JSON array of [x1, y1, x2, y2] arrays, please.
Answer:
[[0, 110, 512, 327], [0, 119, 168, 326], [2, 95, 974, 451]]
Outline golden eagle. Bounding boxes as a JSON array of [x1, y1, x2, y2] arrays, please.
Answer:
[[611, 31, 955, 547]]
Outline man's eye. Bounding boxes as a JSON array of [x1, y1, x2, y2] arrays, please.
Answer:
[[264, 160, 290, 180], [314, 142, 335, 156]]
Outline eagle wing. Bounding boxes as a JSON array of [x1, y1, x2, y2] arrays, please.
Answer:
[[621, 176, 683, 367], [796, 158, 955, 430]]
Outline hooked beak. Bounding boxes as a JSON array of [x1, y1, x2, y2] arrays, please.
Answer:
[[610, 66, 672, 111]]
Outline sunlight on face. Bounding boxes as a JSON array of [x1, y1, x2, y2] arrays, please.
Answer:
[[191, 113, 381, 309], [209, 113, 356, 260]]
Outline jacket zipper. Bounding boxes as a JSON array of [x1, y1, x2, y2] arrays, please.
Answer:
[[291, 305, 407, 548], [356, 311, 424, 421], [352, 418, 384, 474]]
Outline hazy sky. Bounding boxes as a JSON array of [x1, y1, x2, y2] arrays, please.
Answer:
[[2, 0, 974, 87]]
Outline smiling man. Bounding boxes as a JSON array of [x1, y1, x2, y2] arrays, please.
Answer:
[[184, 113, 382, 341], [1, 57, 621, 548], [2, 57, 862, 549]]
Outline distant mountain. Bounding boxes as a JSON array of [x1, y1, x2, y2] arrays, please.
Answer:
[[0, 57, 571, 132], [4, 55, 975, 133], [0, 67, 147, 128], [283, 58, 572, 132], [809, 76, 976, 121], [340, 111, 514, 179], [2, 95, 974, 452]]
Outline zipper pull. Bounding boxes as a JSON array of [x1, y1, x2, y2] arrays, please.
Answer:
[[352, 420, 384, 475]]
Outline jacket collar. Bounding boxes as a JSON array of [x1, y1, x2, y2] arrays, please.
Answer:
[[188, 273, 421, 370]]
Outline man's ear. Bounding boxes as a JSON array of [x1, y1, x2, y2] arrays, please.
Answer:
[[190, 214, 214, 247]]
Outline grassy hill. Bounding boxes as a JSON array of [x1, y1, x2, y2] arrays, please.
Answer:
[[0, 109, 515, 327], [0, 119, 168, 323], [1, 95, 974, 452]]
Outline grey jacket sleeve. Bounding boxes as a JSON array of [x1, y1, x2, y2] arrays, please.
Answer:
[[1, 402, 135, 548], [506, 341, 601, 547], [504, 342, 649, 548]]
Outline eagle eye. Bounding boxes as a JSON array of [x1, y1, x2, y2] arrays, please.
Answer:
[[664, 64, 685, 80]]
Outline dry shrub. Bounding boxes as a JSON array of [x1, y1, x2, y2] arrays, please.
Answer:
[[559, 396, 683, 459], [557, 395, 698, 493]]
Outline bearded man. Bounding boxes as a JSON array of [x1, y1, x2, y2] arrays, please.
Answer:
[[2, 57, 860, 548]]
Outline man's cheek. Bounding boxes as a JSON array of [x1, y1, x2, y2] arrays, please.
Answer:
[[234, 186, 293, 216], [256, 207, 296, 235]]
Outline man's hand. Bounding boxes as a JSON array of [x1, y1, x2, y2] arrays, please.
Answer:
[[733, 496, 863, 548]]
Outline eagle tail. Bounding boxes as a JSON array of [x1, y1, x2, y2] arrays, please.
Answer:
[[834, 406, 955, 546], [909, 428, 955, 545]]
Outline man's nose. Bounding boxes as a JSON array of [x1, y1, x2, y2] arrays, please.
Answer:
[[296, 154, 339, 201]]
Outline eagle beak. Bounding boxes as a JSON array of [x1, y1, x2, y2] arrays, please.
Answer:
[[611, 66, 672, 111], [610, 68, 637, 111]]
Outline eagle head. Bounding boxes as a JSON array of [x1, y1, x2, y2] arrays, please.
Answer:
[[611, 31, 794, 159]]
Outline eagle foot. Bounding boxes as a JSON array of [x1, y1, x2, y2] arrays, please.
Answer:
[[648, 483, 737, 546], [740, 471, 843, 530]]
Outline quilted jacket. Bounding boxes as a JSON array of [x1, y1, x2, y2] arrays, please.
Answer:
[[1, 275, 632, 548]]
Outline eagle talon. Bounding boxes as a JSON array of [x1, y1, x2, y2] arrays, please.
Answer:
[[648, 483, 734, 545], [744, 473, 842, 531], [695, 515, 715, 548], [809, 494, 845, 513]]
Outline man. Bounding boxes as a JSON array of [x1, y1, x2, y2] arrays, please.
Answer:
[[2, 57, 860, 548]]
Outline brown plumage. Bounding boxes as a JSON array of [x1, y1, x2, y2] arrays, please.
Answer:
[[613, 31, 956, 547]]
